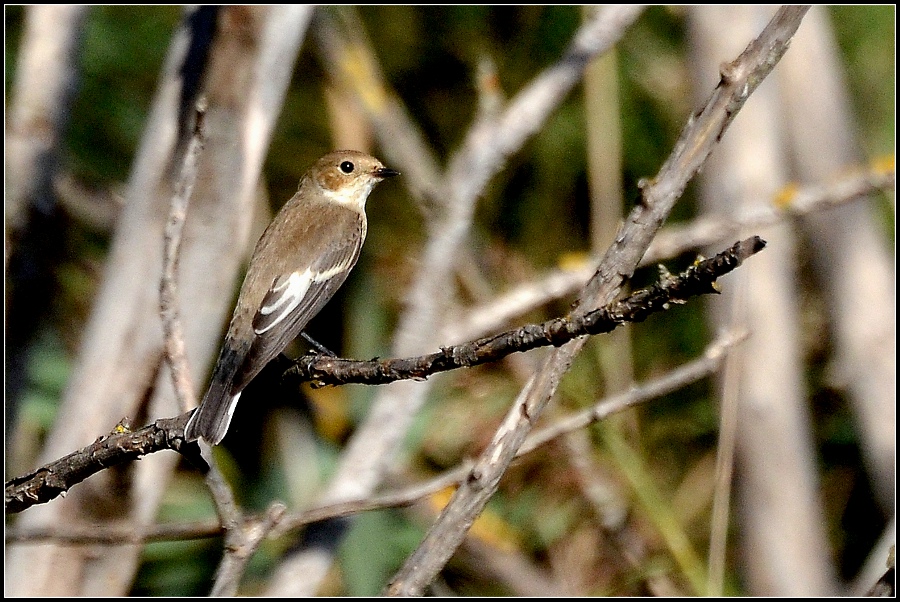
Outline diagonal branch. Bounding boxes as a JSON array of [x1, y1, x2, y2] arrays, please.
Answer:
[[4, 415, 193, 514], [385, 6, 810, 596]]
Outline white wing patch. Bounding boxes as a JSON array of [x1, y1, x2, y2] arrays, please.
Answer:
[[254, 258, 356, 336], [255, 270, 313, 335]]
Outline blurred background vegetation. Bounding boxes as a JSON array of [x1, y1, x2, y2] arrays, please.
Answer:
[[5, 5, 894, 596]]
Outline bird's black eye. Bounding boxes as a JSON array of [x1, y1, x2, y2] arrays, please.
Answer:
[[340, 161, 355, 174]]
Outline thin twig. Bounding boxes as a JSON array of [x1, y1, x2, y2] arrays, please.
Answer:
[[270, 465, 472, 538], [160, 98, 206, 414], [157, 97, 254, 597], [6, 518, 224, 546], [520, 330, 748, 455], [647, 159, 896, 262], [157, 98, 245, 532]]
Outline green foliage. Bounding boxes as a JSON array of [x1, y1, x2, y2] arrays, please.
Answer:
[[4, 6, 24, 90], [70, 7, 181, 183], [17, 330, 70, 432], [340, 510, 426, 596], [830, 5, 895, 157]]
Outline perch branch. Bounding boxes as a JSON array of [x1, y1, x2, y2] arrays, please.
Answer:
[[288, 237, 765, 387]]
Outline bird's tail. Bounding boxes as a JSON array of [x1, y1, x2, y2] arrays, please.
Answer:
[[185, 345, 243, 445]]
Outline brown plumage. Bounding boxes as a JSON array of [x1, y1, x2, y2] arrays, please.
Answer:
[[185, 151, 399, 445]]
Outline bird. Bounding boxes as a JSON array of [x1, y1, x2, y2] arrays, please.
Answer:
[[185, 150, 399, 445]]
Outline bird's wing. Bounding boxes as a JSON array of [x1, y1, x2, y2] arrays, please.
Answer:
[[234, 234, 364, 391]]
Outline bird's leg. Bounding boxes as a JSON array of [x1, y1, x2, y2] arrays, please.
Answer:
[[301, 331, 337, 357]]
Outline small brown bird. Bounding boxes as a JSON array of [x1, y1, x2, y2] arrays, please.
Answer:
[[185, 150, 399, 445]]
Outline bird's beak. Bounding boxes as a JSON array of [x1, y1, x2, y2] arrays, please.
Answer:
[[373, 167, 400, 179]]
